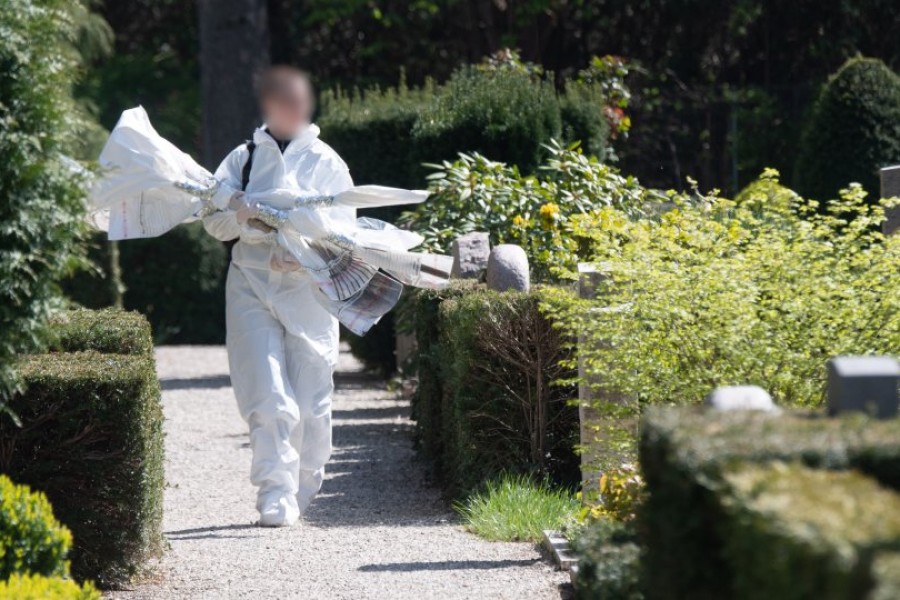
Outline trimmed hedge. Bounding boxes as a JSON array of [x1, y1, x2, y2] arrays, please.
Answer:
[[0, 573, 99, 600], [319, 81, 432, 190], [413, 66, 562, 176], [47, 308, 154, 356], [63, 222, 228, 345], [409, 283, 579, 497], [639, 408, 900, 600], [795, 57, 900, 201], [572, 520, 643, 600], [720, 463, 900, 599], [408, 282, 479, 470], [0, 475, 72, 580], [1, 311, 163, 587]]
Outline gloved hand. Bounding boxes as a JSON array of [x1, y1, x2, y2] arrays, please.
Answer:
[[229, 193, 276, 232], [270, 249, 302, 272]]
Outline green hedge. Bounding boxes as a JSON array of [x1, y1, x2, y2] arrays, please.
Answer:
[[0, 475, 72, 580], [1, 311, 163, 587], [409, 283, 579, 497], [572, 520, 643, 600], [408, 282, 478, 469], [795, 57, 900, 202], [0, 0, 91, 399], [639, 408, 900, 599], [0, 573, 99, 600], [319, 81, 432, 190], [47, 309, 154, 356], [413, 66, 562, 176], [719, 463, 900, 599], [63, 222, 228, 345]]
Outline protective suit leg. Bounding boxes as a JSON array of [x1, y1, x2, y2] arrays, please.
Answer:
[[226, 264, 303, 526], [278, 278, 339, 515]]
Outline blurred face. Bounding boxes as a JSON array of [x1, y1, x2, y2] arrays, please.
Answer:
[[261, 78, 313, 138]]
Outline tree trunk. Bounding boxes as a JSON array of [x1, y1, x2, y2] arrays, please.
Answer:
[[197, 0, 270, 169]]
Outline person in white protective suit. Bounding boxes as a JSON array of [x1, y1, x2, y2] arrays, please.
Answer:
[[202, 67, 353, 527]]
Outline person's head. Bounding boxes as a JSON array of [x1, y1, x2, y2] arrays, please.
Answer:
[[256, 66, 314, 138]]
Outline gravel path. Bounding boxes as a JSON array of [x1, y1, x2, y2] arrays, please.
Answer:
[[106, 345, 569, 600]]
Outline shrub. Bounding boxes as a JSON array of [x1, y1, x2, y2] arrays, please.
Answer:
[[0, 573, 99, 600], [453, 473, 578, 542], [639, 407, 900, 599], [545, 171, 900, 465], [402, 143, 650, 281], [560, 82, 612, 161], [63, 223, 227, 344], [795, 57, 900, 201], [580, 464, 645, 524], [0, 0, 92, 400], [572, 519, 643, 600], [409, 283, 579, 497], [59, 233, 123, 310], [719, 463, 900, 600], [319, 79, 433, 190], [413, 65, 562, 175], [47, 308, 154, 356], [118, 222, 228, 344], [0, 475, 72, 580], [2, 324, 164, 586], [318, 55, 620, 190]]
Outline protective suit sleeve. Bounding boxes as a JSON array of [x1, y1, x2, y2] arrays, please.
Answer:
[[319, 158, 354, 196], [316, 156, 355, 221], [202, 145, 247, 241]]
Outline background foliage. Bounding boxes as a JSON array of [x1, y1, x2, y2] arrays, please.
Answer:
[[2, 310, 164, 586], [0, 0, 93, 403], [83, 0, 900, 194], [0, 475, 72, 581], [545, 171, 900, 460], [795, 57, 900, 202], [403, 143, 650, 281]]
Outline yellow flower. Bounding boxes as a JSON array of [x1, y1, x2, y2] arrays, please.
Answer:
[[539, 202, 560, 218], [512, 215, 527, 227]]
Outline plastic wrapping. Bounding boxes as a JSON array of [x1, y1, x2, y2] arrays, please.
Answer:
[[90, 107, 452, 335]]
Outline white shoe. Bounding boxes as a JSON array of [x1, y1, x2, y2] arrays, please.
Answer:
[[257, 493, 300, 528]]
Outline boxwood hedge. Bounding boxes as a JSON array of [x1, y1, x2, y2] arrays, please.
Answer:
[[639, 408, 900, 600], [409, 282, 579, 497], [1, 310, 163, 587]]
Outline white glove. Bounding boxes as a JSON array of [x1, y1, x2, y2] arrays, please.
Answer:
[[270, 249, 302, 272], [211, 181, 240, 210]]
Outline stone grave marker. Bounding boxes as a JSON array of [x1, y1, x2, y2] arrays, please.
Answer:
[[451, 232, 490, 279], [827, 356, 900, 419], [486, 244, 529, 292], [881, 165, 900, 236]]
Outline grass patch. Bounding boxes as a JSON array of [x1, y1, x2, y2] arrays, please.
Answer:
[[454, 473, 578, 542]]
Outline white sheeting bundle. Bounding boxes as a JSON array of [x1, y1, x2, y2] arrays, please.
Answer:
[[90, 107, 451, 335]]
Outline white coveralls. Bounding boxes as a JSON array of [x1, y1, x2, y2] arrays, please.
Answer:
[[203, 124, 353, 525]]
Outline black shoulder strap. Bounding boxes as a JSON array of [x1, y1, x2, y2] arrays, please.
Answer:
[[241, 140, 256, 191]]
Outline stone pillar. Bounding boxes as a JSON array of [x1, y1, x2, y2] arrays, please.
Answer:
[[880, 165, 900, 236], [577, 264, 611, 499]]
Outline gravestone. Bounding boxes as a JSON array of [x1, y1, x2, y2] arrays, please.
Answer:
[[486, 244, 529, 292], [576, 263, 633, 499], [705, 386, 779, 413], [881, 165, 900, 236], [827, 356, 900, 419], [451, 232, 490, 279]]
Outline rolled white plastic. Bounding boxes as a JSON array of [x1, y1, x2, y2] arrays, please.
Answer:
[[331, 185, 429, 208]]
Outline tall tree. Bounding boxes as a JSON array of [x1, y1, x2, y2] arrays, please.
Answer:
[[197, 0, 270, 168]]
